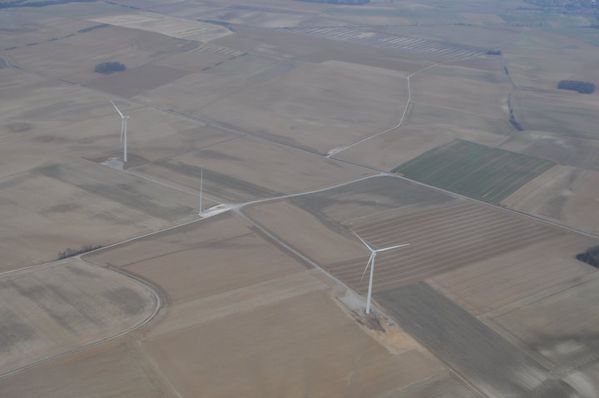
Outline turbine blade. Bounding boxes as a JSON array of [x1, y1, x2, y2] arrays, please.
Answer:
[[359, 253, 374, 282], [111, 101, 124, 119], [352, 230, 374, 251], [375, 243, 410, 253]]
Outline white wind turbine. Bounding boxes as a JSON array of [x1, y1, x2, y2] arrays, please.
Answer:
[[198, 167, 204, 216], [353, 232, 409, 315], [111, 101, 129, 163]]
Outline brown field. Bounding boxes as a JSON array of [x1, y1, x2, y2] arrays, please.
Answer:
[[512, 89, 599, 140], [143, 290, 445, 398], [0, 159, 196, 270], [85, 63, 190, 98], [429, 234, 595, 316], [184, 6, 315, 28], [0, 15, 92, 51], [5, 24, 190, 84], [326, 200, 564, 293], [411, 63, 511, 119], [397, 372, 484, 398], [502, 166, 599, 235], [0, 258, 157, 376], [196, 60, 409, 154], [133, 53, 281, 115], [0, 78, 114, 146], [493, 273, 599, 369], [151, 42, 247, 74], [91, 13, 233, 42], [0, 341, 170, 398], [243, 200, 366, 265], [134, 137, 372, 203]]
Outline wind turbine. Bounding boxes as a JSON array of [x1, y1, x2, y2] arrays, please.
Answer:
[[111, 101, 129, 163], [198, 167, 204, 216], [353, 232, 409, 315]]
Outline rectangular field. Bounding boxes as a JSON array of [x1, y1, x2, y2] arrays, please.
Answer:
[[502, 166, 599, 235], [493, 274, 599, 368], [280, 26, 488, 62], [0, 341, 165, 398], [393, 139, 555, 203], [134, 136, 372, 203], [512, 90, 599, 140], [91, 13, 232, 42], [85, 63, 189, 98], [410, 64, 512, 120], [143, 290, 446, 398], [325, 201, 564, 293], [196, 60, 409, 154], [375, 283, 552, 397], [0, 160, 196, 270], [429, 234, 595, 316], [6, 24, 189, 84]]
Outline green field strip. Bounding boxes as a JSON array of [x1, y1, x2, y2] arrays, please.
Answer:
[[392, 139, 555, 203]]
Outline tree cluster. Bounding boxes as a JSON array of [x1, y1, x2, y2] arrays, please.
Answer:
[[557, 80, 595, 94], [94, 61, 126, 75], [576, 246, 599, 268]]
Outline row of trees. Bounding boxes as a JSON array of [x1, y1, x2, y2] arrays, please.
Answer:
[[57, 244, 102, 260], [0, 0, 94, 9]]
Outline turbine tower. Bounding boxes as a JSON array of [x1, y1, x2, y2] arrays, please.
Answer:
[[111, 101, 129, 163], [198, 168, 204, 216], [353, 232, 409, 315]]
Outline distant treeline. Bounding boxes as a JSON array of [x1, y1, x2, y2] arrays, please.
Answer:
[[0, 0, 95, 8], [524, 0, 598, 16], [78, 23, 109, 33], [507, 95, 524, 131], [297, 0, 369, 4], [576, 246, 599, 268], [525, 0, 596, 8], [95, 61, 126, 75], [558, 80, 595, 94]]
